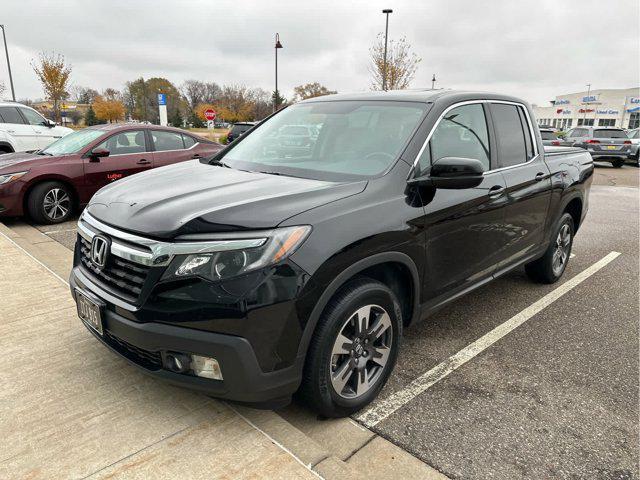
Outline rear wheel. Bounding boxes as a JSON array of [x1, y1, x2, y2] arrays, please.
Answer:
[[27, 181, 74, 224], [611, 158, 624, 168], [525, 213, 574, 284], [300, 277, 402, 417]]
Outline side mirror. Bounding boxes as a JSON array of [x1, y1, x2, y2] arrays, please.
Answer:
[[89, 147, 110, 161], [45, 119, 56, 128], [408, 157, 485, 189]]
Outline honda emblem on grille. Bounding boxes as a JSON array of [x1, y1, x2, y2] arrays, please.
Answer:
[[90, 235, 110, 270]]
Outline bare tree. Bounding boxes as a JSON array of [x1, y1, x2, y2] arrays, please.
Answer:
[[31, 52, 72, 121], [369, 34, 421, 91], [70, 85, 99, 104], [181, 79, 207, 109]]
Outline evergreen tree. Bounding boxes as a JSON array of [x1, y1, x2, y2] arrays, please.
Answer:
[[84, 106, 98, 126]]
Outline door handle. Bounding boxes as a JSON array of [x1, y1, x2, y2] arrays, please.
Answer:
[[488, 185, 506, 198], [137, 159, 151, 165], [191, 153, 201, 159], [535, 172, 547, 181]]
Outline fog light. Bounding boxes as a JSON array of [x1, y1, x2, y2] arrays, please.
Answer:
[[191, 354, 223, 380]]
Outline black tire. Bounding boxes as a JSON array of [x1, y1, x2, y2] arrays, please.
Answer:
[[525, 213, 574, 284], [611, 158, 624, 168], [27, 181, 74, 224], [299, 277, 402, 417]]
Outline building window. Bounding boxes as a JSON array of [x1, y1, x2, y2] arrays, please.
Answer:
[[629, 113, 639, 130], [598, 118, 616, 127], [577, 118, 595, 126], [566, 119, 573, 128]]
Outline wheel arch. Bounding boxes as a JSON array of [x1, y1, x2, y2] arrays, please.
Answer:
[[296, 252, 420, 363], [22, 176, 80, 216], [0, 141, 15, 153]]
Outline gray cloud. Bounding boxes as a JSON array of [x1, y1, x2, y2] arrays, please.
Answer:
[[1, 0, 638, 105]]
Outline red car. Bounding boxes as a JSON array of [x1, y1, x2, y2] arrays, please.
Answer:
[[0, 124, 222, 224]]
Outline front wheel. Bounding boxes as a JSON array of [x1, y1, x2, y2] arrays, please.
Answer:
[[611, 158, 624, 168], [299, 278, 402, 417], [27, 181, 74, 224], [525, 213, 574, 284]]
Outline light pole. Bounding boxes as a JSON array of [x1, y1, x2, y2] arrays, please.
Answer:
[[582, 83, 591, 125], [381, 9, 392, 91], [431, 74, 436, 90], [274, 33, 283, 112], [0, 25, 16, 101]]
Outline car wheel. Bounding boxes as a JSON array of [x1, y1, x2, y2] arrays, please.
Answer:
[[611, 159, 624, 168], [27, 181, 74, 224], [525, 213, 574, 284], [299, 277, 402, 417]]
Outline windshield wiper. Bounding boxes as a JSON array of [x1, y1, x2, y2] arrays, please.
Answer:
[[37, 150, 53, 156], [209, 159, 231, 168]]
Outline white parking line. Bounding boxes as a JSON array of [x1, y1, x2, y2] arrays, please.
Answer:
[[357, 251, 622, 428], [43, 228, 77, 235]]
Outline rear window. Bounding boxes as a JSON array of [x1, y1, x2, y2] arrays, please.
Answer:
[[491, 103, 528, 167], [540, 131, 555, 140], [593, 129, 627, 139], [0, 106, 26, 124]]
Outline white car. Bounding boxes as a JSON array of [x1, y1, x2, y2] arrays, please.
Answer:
[[0, 102, 73, 153], [626, 128, 639, 165]]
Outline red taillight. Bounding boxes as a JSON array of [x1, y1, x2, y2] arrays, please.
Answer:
[[551, 140, 560, 146], [624, 140, 632, 144], [586, 139, 600, 144]]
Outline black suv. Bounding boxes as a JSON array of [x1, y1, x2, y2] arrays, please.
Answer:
[[71, 91, 592, 417], [226, 121, 257, 143]]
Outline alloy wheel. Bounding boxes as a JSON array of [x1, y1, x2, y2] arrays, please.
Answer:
[[329, 304, 393, 399], [552, 223, 571, 276], [43, 188, 71, 221]]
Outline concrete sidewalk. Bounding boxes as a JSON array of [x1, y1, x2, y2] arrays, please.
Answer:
[[0, 229, 317, 479]]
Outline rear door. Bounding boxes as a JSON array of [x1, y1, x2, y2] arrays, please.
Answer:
[[488, 102, 552, 271], [0, 106, 38, 151], [149, 129, 200, 167], [418, 102, 508, 301], [82, 129, 153, 198]]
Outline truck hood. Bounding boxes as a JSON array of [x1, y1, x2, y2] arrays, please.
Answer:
[[87, 160, 366, 239], [0, 151, 58, 171]]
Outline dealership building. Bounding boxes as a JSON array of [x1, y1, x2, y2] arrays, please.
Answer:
[[533, 87, 640, 131]]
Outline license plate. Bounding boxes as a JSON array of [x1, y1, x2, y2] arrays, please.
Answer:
[[606, 145, 618, 150], [76, 289, 103, 335]]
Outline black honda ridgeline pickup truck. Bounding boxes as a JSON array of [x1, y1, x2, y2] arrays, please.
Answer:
[[71, 91, 593, 417]]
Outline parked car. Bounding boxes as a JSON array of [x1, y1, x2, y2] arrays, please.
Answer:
[[226, 122, 257, 143], [560, 126, 632, 167], [0, 124, 222, 224], [0, 101, 73, 153], [625, 128, 639, 165], [540, 128, 561, 146], [70, 91, 592, 417]]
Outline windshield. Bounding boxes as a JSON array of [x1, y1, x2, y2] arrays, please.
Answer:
[[593, 129, 627, 139], [41, 129, 105, 156], [219, 101, 429, 181]]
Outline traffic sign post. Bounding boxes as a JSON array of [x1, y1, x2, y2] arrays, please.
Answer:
[[158, 93, 168, 126], [204, 109, 216, 129]]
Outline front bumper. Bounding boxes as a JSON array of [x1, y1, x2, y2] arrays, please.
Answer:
[[70, 267, 304, 406], [0, 181, 25, 216]]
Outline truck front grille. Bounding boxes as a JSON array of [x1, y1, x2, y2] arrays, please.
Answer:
[[78, 235, 150, 303], [104, 330, 162, 370]]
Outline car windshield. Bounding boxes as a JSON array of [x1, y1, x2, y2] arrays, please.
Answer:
[[540, 131, 554, 140], [41, 129, 105, 156], [593, 129, 627, 139], [219, 101, 429, 181]]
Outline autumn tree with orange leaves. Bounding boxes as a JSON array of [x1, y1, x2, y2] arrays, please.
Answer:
[[31, 52, 72, 121]]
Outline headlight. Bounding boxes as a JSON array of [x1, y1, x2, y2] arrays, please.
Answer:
[[0, 171, 28, 185], [162, 225, 311, 282]]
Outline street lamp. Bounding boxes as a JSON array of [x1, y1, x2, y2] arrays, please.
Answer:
[[381, 9, 393, 91], [431, 74, 437, 90], [0, 25, 16, 101], [274, 33, 283, 112]]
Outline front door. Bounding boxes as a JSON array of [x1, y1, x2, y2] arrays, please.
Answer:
[[415, 102, 509, 302], [18, 106, 59, 149], [82, 129, 154, 201], [488, 102, 552, 270]]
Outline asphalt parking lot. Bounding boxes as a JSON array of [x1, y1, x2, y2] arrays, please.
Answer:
[[2, 163, 638, 479]]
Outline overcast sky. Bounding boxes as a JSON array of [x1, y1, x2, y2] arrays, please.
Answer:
[[1, 0, 638, 106]]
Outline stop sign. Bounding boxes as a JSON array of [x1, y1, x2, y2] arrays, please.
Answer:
[[204, 109, 216, 121]]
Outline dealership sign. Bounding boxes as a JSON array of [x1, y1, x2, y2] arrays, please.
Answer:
[[578, 108, 595, 113], [556, 109, 572, 115], [555, 99, 570, 105], [582, 95, 597, 102], [596, 109, 619, 115]]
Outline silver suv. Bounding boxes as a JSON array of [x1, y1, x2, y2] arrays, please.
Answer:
[[561, 127, 631, 168]]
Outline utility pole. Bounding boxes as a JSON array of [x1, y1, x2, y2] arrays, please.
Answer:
[[582, 83, 591, 125], [431, 74, 436, 90], [0, 25, 16, 101], [382, 9, 392, 91], [274, 33, 283, 113]]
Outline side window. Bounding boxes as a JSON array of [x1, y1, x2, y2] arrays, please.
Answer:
[[517, 106, 535, 160], [95, 130, 147, 155], [20, 108, 47, 126], [182, 134, 197, 148], [0, 106, 26, 125], [152, 130, 185, 151], [417, 103, 490, 173], [491, 103, 528, 168]]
